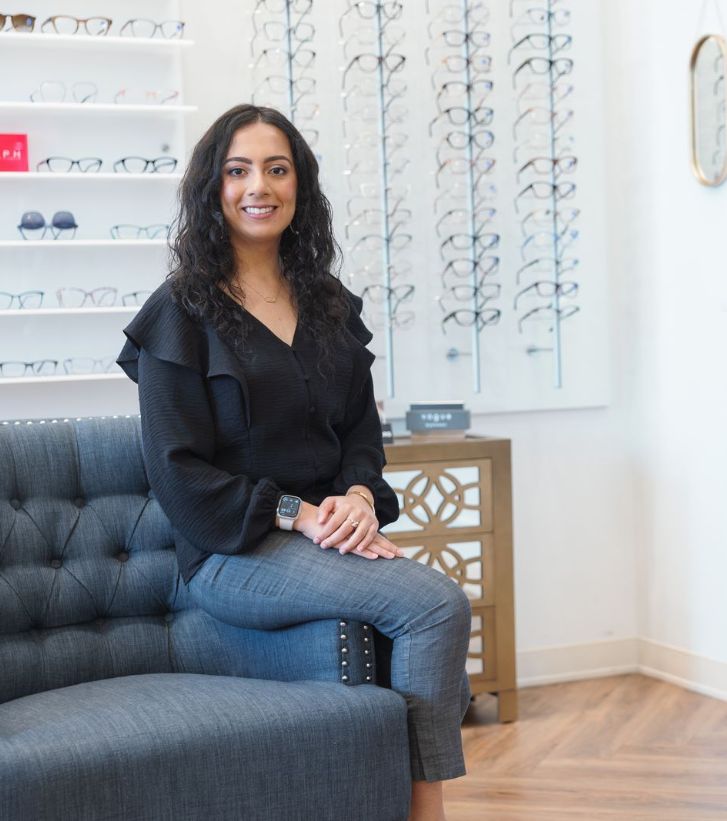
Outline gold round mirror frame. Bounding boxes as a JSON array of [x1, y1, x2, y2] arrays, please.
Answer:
[[690, 33, 727, 186]]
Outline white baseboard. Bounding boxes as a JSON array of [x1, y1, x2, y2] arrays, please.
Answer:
[[516, 637, 727, 703]]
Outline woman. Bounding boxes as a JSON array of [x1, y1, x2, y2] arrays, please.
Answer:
[[117, 103, 471, 821]]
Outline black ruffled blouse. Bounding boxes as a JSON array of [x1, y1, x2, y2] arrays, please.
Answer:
[[116, 277, 399, 584]]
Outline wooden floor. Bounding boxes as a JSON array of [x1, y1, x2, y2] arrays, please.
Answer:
[[444, 674, 727, 820]]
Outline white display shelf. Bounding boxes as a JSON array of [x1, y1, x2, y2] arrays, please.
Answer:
[[0, 32, 194, 49], [0, 307, 140, 317], [0, 102, 196, 115], [0, 239, 167, 248], [0, 172, 183, 182], [0, 373, 125, 385]]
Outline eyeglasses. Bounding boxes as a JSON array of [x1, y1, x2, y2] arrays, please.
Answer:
[[110, 224, 170, 240], [429, 106, 494, 137], [342, 51, 406, 88], [518, 304, 580, 333], [30, 80, 97, 103], [252, 19, 314, 43], [440, 232, 499, 259], [0, 357, 116, 377], [119, 19, 185, 39], [121, 290, 152, 306], [0, 290, 44, 309], [0, 360, 57, 377], [429, 2, 490, 26], [442, 255, 499, 279], [517, 155, 577, 181], [521, 228, 579, 260], [513, 107, 574, 140], [18, 210, 78, 240], [0, 12, 34, 31], [255, 0, 312, 12], [113, 88, 179, 105], [512, 57, 573, 86], [37, 156, 103, 173], [253, 45, 316, 70], [435, 79, 493, 107], [442, 308, 501, 333], [113, 156, 178, 174], [513, 280, 578, 309], [520, 207, 580, 236], [438, 282, 501, 306], [516, 256, 579, 283], [434, 54, 492, 75], [41, 15, 111, 35], [339, 1, 403, 37], [361, 283, 414, 307], [56, 287, 118, 308], [508, 33, 572, 64], [511, 7, 571, 27], [63, 356, 117, 374], [435, 207, 496, 236], [515, 181, 576, 213]]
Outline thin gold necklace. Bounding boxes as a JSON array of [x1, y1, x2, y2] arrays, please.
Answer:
[[238, 276, 284, 304]]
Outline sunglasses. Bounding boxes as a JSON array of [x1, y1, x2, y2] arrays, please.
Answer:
[[0, 12, 34, 31], [17, 211, 78, 240]]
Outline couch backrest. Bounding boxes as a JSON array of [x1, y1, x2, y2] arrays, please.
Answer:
[[0, 415, 229, 704]]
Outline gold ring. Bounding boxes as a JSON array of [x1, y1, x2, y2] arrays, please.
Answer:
[[348, 519, 360, 529]]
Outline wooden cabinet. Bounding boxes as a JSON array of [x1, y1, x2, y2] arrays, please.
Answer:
[[382, 435, 517, 722]]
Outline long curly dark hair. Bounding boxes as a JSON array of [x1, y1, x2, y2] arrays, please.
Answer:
[[167, 103, 351, 377]]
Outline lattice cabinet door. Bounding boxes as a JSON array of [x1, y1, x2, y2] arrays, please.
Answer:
[[382, 437, 517, 722]]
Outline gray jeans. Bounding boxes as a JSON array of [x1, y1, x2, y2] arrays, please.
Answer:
[[186, 529, 472, 782]]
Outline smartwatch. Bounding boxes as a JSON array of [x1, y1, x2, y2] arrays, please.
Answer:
[[276, 494, 302, 530]]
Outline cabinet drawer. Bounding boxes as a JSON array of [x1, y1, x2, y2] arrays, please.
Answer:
[[390, 535, 495, 605], [382, 458, 493, 537]]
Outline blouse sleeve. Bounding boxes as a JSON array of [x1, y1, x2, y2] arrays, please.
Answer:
[[137, 349, 282, 555], [329, 288, 400, 528], [117, 281, 282, 555]]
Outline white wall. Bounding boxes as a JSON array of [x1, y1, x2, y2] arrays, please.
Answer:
[[179, 0, 727, 695]]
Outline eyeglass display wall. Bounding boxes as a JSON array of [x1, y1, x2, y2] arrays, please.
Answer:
[[0, 0, 194, 418], [241, 0, 610, 416]]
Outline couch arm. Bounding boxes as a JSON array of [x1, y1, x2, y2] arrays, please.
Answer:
[[171, 608, 385, 686]]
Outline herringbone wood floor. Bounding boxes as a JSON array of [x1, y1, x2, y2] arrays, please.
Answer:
[[443, 674, 727, 820]]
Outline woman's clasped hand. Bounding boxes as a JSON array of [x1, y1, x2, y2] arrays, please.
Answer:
[[309, 494, 405, 560]]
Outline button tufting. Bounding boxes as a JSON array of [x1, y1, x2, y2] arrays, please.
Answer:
[[117, 551, 129, 563], [9, 499, 20, 510], [164, 612, 174, 623], [73, 497, 85, 508], [50, 558, 62, 569]]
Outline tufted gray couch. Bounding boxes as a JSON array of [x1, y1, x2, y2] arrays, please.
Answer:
[[0, 415, 411, 821]]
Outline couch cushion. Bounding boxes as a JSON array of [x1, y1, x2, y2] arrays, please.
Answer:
[[0, 673, 410, 821]]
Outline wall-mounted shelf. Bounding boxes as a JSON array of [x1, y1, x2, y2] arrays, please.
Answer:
[[0, 32, 194, 50], [1, 373, 126, 386], [0, 239, 167, 248], [0, 102, 196, 116], [0, 307, 140, 317], [0, 172, 183, 182]]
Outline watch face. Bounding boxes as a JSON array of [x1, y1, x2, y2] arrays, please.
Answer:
[[278, 495, 301, 518]]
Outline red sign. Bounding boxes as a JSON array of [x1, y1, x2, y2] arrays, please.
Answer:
[[0, 134, 29, 171]]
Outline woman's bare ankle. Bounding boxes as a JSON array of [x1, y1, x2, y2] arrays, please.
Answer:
[[408, 779, 446, 821]]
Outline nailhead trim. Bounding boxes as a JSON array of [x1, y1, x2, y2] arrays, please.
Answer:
[[339, 620, 349, 683]]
